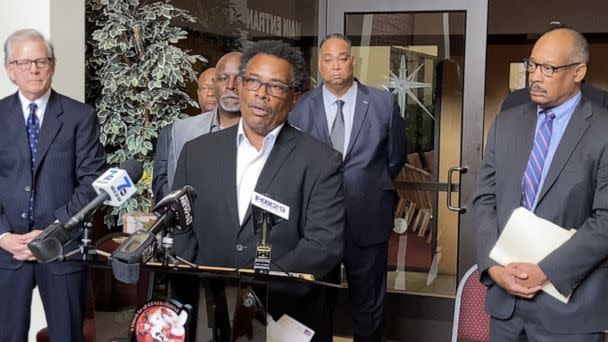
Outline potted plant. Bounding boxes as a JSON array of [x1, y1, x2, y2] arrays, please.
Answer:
[[86, 0, 204, 227]]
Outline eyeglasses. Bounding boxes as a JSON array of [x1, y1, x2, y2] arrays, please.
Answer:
[[239, 75, 295, 98], [523, 58, 580, 77], [9, 58, 53, 71]]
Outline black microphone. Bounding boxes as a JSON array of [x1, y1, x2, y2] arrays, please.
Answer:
[[111, 185, 196, 284], [250, 192, 289, 274], [28, 160, 144, 262]]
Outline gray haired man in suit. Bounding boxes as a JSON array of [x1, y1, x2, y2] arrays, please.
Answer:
[[153, 52, 241, 200], [0, 29, 106, 342], [474, 28, 608, 341]]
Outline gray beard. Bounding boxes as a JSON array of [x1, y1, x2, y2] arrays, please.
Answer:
[[219, 97, 240, 113]]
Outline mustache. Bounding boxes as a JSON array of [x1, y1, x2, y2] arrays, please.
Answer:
[[529, 82, 546, 94], [249, 102, 271, 113]]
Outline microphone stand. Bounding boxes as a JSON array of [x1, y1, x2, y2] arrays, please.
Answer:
[[62, 220, 109, 261], [155, 226, 197, 269]]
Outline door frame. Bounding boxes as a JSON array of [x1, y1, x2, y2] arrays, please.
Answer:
[[320, 0, 488, 281]]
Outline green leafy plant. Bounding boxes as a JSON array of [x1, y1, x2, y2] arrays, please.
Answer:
[[86, 0, 204, 227]]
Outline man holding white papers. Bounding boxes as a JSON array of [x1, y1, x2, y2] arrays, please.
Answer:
[[473, 27, 608, 341]]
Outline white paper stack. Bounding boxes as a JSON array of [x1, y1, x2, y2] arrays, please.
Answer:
[[489, 207, 576, 303]]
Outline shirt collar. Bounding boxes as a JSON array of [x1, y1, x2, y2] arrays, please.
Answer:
[[537, 90, 582, 120], [322, 81, 358, 107], [210, 107, 222, 132], [19, 88, 51, 117], [236, 119, 284, 149]]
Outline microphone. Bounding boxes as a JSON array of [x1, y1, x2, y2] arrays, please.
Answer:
[[111, 185, 196, 284], [250, 192, 289, 274], [28, 160, 143, 262]]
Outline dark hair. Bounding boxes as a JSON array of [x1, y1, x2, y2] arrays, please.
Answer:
[[320, 33, 352, 49], [240, 40, 308, 91]]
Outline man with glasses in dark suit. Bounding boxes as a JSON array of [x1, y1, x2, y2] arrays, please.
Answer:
[[474, 27, 608, 341], [0, 29, 106, 342]]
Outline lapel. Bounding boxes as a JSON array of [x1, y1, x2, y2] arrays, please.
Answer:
[[4, 93, 32, 165], [311, 88, 330, 143], [345, 83, 370, 159], [221, 126, 240, 229], [33, 90, 63, 176], [240, 124, 298, 228], [505, 103, 538, 210], [536, 98, 592, 205]]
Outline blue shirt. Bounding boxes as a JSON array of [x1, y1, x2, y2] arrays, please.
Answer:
[[322, 82, 358, 158], [530, 91, 581, 211]]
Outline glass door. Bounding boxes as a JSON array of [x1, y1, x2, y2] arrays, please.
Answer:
[[323, 0, 487, 297]]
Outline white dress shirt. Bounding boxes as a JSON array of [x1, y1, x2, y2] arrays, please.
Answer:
[[19, 88, 51, 126], [235, 120, 284, 225], [322, 81, 358, 157]]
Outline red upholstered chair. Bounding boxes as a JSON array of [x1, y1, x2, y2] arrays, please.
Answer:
[[451, 264, 491, 342]]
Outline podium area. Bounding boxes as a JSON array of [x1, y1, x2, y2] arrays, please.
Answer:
[[84, 258, 339, 342]]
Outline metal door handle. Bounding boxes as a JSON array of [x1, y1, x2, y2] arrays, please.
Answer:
[[447, 166, 468, 213]]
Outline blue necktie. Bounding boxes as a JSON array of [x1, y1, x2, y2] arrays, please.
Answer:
[[27, 103, 40, 168], [27, 103, 39, 225], [521, 110, 555, 210]]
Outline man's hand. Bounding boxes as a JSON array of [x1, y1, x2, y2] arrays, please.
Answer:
[[507, 262, 548, 288], [0, 230, 43, 261], [488, 265, 543, 299]]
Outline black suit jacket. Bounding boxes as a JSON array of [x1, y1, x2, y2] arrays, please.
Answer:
[[474, 98, 608, 333], [0, 90, 106, 274], [501, 82, 608, 111], [289, 83, 407, 246], [172, 123, 345, 279]]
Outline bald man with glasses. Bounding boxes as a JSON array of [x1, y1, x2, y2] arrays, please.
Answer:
[[474, 28, 608, 341]]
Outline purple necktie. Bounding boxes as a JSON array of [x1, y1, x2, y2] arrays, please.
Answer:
[[521, 110, 555, 210]]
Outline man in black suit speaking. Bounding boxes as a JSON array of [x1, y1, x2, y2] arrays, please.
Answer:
[[172, 40, 345, 341], [0, 29, 106, 341]]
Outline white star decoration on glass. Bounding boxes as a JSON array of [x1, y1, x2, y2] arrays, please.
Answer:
[[382, 54, 434, 120]]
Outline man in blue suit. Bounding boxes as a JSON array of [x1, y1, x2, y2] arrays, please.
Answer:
[[0, 29, 106, 341], [289, 33, 407, 341]]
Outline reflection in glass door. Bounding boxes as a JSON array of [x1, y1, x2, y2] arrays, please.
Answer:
[[344, 11, 466, 297], [325, 0, 487, 339], [325, 0, 487, 305]]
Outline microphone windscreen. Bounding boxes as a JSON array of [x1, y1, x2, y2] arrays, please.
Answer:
[[120, 159, 144, 183], [112, 256, 141, 284]]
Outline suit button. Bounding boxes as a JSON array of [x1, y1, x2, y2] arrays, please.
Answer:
[[24, 186, 31, 192], [236, 244, 244, 252], [21, 212, 27, 219]]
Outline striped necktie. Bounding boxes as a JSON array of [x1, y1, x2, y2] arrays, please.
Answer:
[[521, 110, 555, 210]]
